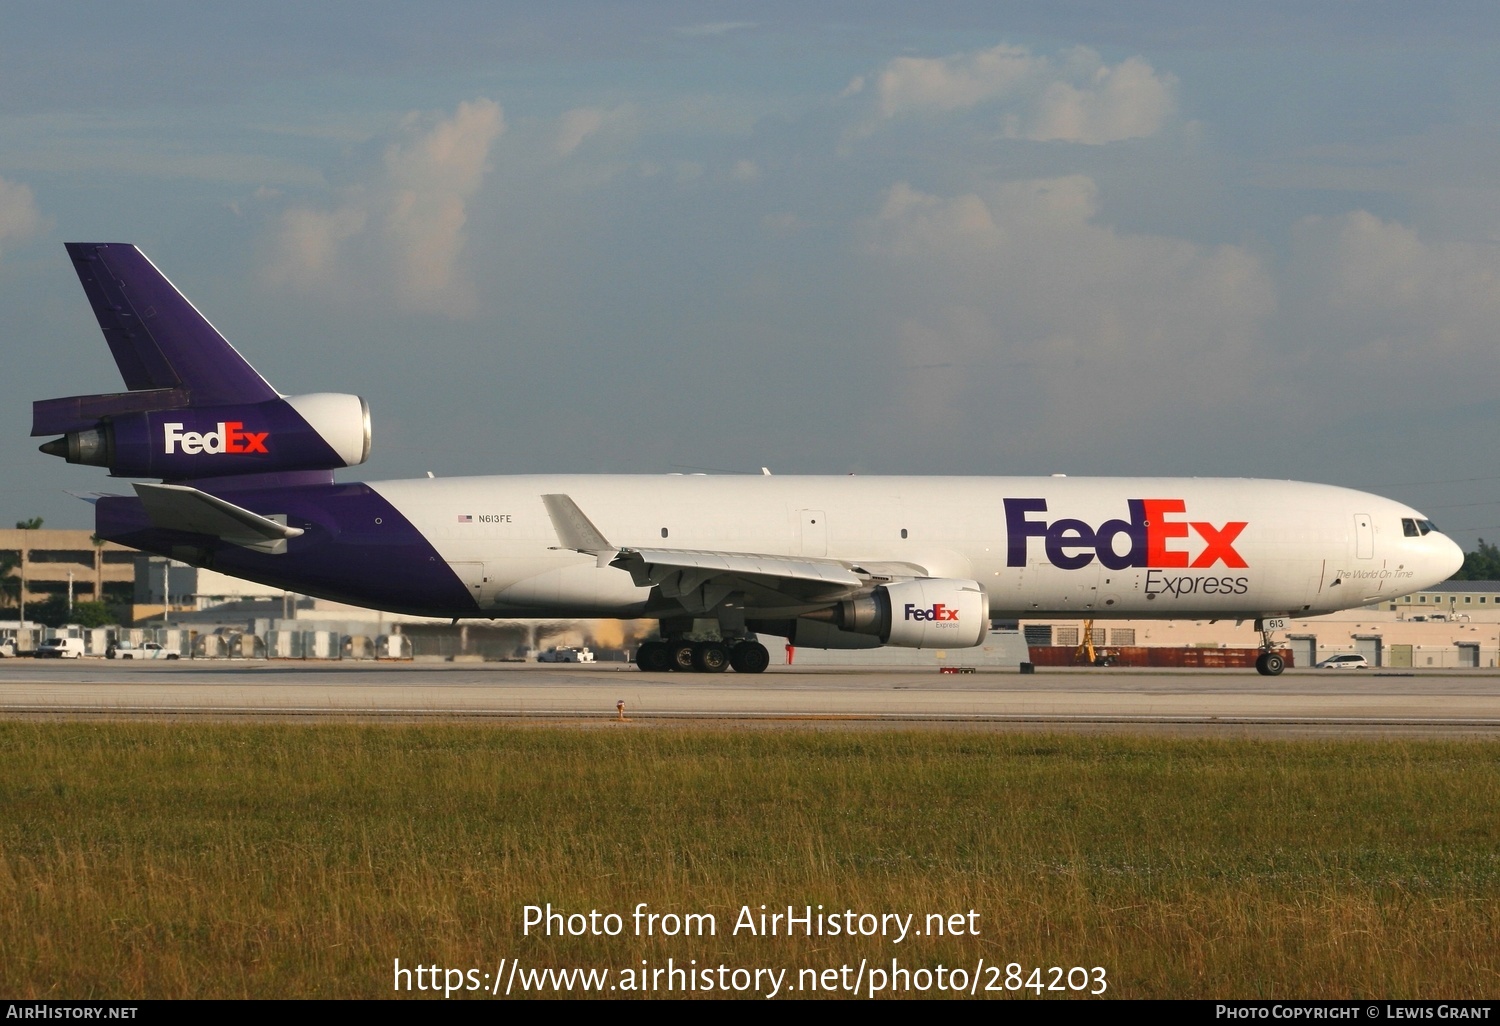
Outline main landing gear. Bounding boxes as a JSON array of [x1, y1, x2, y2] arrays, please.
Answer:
[[635, 638, 771, 674]]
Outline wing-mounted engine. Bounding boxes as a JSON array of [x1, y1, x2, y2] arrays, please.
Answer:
[[35, 392, 370, 479], [796, 577, 989, 649]]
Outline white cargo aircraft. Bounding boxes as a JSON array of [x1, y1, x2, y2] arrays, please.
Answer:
[[35, 244, 1464, 675]]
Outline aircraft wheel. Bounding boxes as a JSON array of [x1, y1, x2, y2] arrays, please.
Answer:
[[668, 641, 697, 672], [729, 642, 770, 674], [692, 641, 730, 673], [1255, 652, 1286, 676], [635, 641, 671, 672]]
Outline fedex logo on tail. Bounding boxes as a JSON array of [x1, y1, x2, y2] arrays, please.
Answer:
[[905, 603, 960, 623], [1005, 498, 1248, 570], [163, 422, 269, 455]]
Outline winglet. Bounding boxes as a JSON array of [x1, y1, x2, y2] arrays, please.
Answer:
[[541, 494, 616, 566]]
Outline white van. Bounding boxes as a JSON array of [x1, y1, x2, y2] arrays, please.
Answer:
[[35, 637, 85, 659]]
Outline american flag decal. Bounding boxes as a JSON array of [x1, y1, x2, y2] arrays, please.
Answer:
[[457, 514, 472, 523]]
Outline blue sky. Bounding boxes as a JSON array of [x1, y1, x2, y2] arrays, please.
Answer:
[[5, 3, 1500, 549]]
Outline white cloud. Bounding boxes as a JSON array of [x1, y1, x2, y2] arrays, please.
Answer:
[[0, 177, 44, 258], [550, 104, 644, 163], [555, 107, 605, 157], [1283, 210, 1500, 404], [854, 43, 1177, 144], [267, 98, 504, 316], [864, 178, 1500, 461], [1030, 55, 1177, 144], [864, 177, 1275, 446]]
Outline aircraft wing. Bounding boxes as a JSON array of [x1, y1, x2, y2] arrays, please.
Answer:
[[611, 547, 864, 606], [542, 493, 926, 610]]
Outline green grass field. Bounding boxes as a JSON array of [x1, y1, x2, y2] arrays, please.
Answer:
[[1, 722, 1496, 998]]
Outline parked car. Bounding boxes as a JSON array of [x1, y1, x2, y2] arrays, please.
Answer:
[[35, 637, 85, 659], [536, 646, 596, 663], [106, 641, 180, 660], [0, 638, 19, 658], [1314, 653, 1369, 670]]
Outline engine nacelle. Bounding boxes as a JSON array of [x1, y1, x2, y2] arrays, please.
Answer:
[[881, 578, 989, 648], [39, 393, 370, 479], [796, 578, 989, 649]]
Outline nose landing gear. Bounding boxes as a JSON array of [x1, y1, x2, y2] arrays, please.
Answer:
[[1254, 617, 1288, 676], [1254, 651, 1285, 676]]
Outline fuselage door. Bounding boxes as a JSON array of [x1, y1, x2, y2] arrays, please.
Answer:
[[797, 510, 827, 557], [446, 560, 492, 607], [1354, 514, 1374, 559]]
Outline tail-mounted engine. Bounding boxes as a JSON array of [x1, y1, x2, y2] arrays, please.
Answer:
[[35, 392, 370, 479], [794, 578, 990, 649]]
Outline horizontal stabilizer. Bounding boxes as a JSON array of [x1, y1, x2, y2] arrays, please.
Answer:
[[66, 490, 125, 506], [133, 482, 303, 554], [33, 387, 191, 437]]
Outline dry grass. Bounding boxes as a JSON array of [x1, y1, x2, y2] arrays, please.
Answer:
[[0, 723, 1496, 998]]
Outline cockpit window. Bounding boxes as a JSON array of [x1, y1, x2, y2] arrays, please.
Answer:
[[1403, 518, 1419, 537], [1418, 519, 1437, 535]]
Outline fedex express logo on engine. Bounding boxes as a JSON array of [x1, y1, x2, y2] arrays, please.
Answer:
[[163, 422, 269, 455], [905, 603, 959, 623], [1005, 498, 1247, 570]]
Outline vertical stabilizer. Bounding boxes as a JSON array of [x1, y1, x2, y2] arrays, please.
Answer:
[[37, 244, 369, 484], [65, 243, 279, 405]]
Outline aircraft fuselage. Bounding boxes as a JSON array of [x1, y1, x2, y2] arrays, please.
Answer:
[[96, 473, 1460, 622]]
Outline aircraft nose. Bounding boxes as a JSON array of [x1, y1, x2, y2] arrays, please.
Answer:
[[1437, 534, 1465, 580]]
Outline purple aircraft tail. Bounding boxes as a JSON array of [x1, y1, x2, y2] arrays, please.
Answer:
[[34, 243, 370, 484], [67, 243, 279, 404]]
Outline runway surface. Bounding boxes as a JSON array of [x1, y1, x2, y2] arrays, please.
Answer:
[[2, 660, 1499, 735]]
